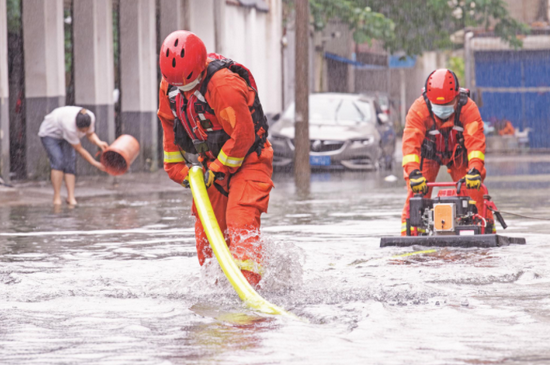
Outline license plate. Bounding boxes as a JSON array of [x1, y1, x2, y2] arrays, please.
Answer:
[[310, 155, 331, 166]]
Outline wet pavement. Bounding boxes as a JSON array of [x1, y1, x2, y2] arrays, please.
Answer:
[[1, 154, 550, 364]]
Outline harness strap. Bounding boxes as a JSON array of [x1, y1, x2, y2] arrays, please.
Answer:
[[420, 92, 438, 170], [193, 90, 214, 131], [422, 92, 438, 133], [449, 92, 468, 168], [453, 92, 468, 128], [176, 93, 216, 159], [168, 87, 179, 118], [194, 90, 206, 103], [177, 94, 200, 141], [214, 182, 229, 197]]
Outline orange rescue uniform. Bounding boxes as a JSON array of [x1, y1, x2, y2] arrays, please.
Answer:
[[401, 96, 491, 235], [157, 60, 273, 285]]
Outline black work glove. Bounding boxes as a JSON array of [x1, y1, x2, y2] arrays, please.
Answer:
[[182, 175, 190, 189], [409, 169, 428, 195], [204, 170, 225, 189], [465, 167, 482, 190]]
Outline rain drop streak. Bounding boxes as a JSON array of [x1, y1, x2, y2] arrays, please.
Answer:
[[1, 161, 550, 364]]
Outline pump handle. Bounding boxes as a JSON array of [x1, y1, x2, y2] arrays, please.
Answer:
[[494, 211, 508, 230], [456, 178, 465, 195]]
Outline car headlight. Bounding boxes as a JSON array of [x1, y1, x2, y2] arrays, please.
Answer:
[[269, 135, 289, 146], [350, 137, 375, 148]]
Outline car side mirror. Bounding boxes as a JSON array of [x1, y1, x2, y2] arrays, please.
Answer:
[[377, 113, 389, 124]]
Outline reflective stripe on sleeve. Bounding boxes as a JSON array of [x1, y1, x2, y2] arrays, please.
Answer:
[[234, 259, 264, 276], [164, 151, 186, 163], [402, 154, 420, 166], [401, 222, 407, 232], [468, 151, 485, 161], [218, 150, 244, 168]]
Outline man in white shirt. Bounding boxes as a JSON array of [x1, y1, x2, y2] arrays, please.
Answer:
[[38, 106, 108, 205]]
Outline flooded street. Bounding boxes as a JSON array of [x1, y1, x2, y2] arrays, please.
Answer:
[[1, 157, 550, 365]]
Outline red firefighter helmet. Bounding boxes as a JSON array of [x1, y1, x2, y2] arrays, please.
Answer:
[[425, 69, 459, 105], [159, 30, 207, 87]]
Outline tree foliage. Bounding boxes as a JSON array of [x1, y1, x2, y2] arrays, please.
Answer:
[[447, 56, 465, 86], [285, 0, 530, 56], [309, 0, 395, 45], [375, 0, 530, 55], [6, 0, 22, 33]]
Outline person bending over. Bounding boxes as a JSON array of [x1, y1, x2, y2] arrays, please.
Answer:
[[157, 31, 273, 287], [39, 106, 108, 205]]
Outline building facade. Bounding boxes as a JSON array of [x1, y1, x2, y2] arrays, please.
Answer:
[[466, 0, 550, 149], [0, 0, 283, 182]]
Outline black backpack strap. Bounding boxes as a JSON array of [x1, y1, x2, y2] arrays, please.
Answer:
[[422, 91, 438, 133], [453, 91, 468, 128], [213, 182, 229, 197], [420, 92, 439, 170], [199, 59, 233, 96], [198, 57, 270, 159], [228, 64, 254, 90], [167, 85, 179, 118], [194, 59, 233, 133], [449, 91, 469, 168]]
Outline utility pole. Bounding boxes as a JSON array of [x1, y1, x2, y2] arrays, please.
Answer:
[[213, 0, 223, 54], [464, 31, 473, 90], [294, 0, 310, 194]]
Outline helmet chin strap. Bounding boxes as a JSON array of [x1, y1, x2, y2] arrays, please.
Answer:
[[178, 76, 202, 92]]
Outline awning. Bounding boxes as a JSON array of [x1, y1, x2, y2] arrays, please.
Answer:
[[389, 55, 416, 69], [324, 52, 386, 70], [236, 0, 269, 12], [325, 52, 416, 69]]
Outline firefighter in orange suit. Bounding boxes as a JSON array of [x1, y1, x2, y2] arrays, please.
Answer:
[[401, 69, 493, 235], [157, 30, 273, 287]]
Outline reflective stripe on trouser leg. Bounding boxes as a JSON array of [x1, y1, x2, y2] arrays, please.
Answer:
[[234, 258, 264, 276]]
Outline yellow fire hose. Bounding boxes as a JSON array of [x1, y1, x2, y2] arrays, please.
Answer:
[[391, 249, 437, 258], [188, 166, 298, 319]]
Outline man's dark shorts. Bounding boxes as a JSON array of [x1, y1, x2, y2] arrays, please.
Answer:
[[40, 137, 76, 175]]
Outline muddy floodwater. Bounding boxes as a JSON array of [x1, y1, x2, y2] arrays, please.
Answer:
[[1, 156, 550, 364]]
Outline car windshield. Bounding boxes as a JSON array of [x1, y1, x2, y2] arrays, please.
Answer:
[[282, 96, 373, 125]]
